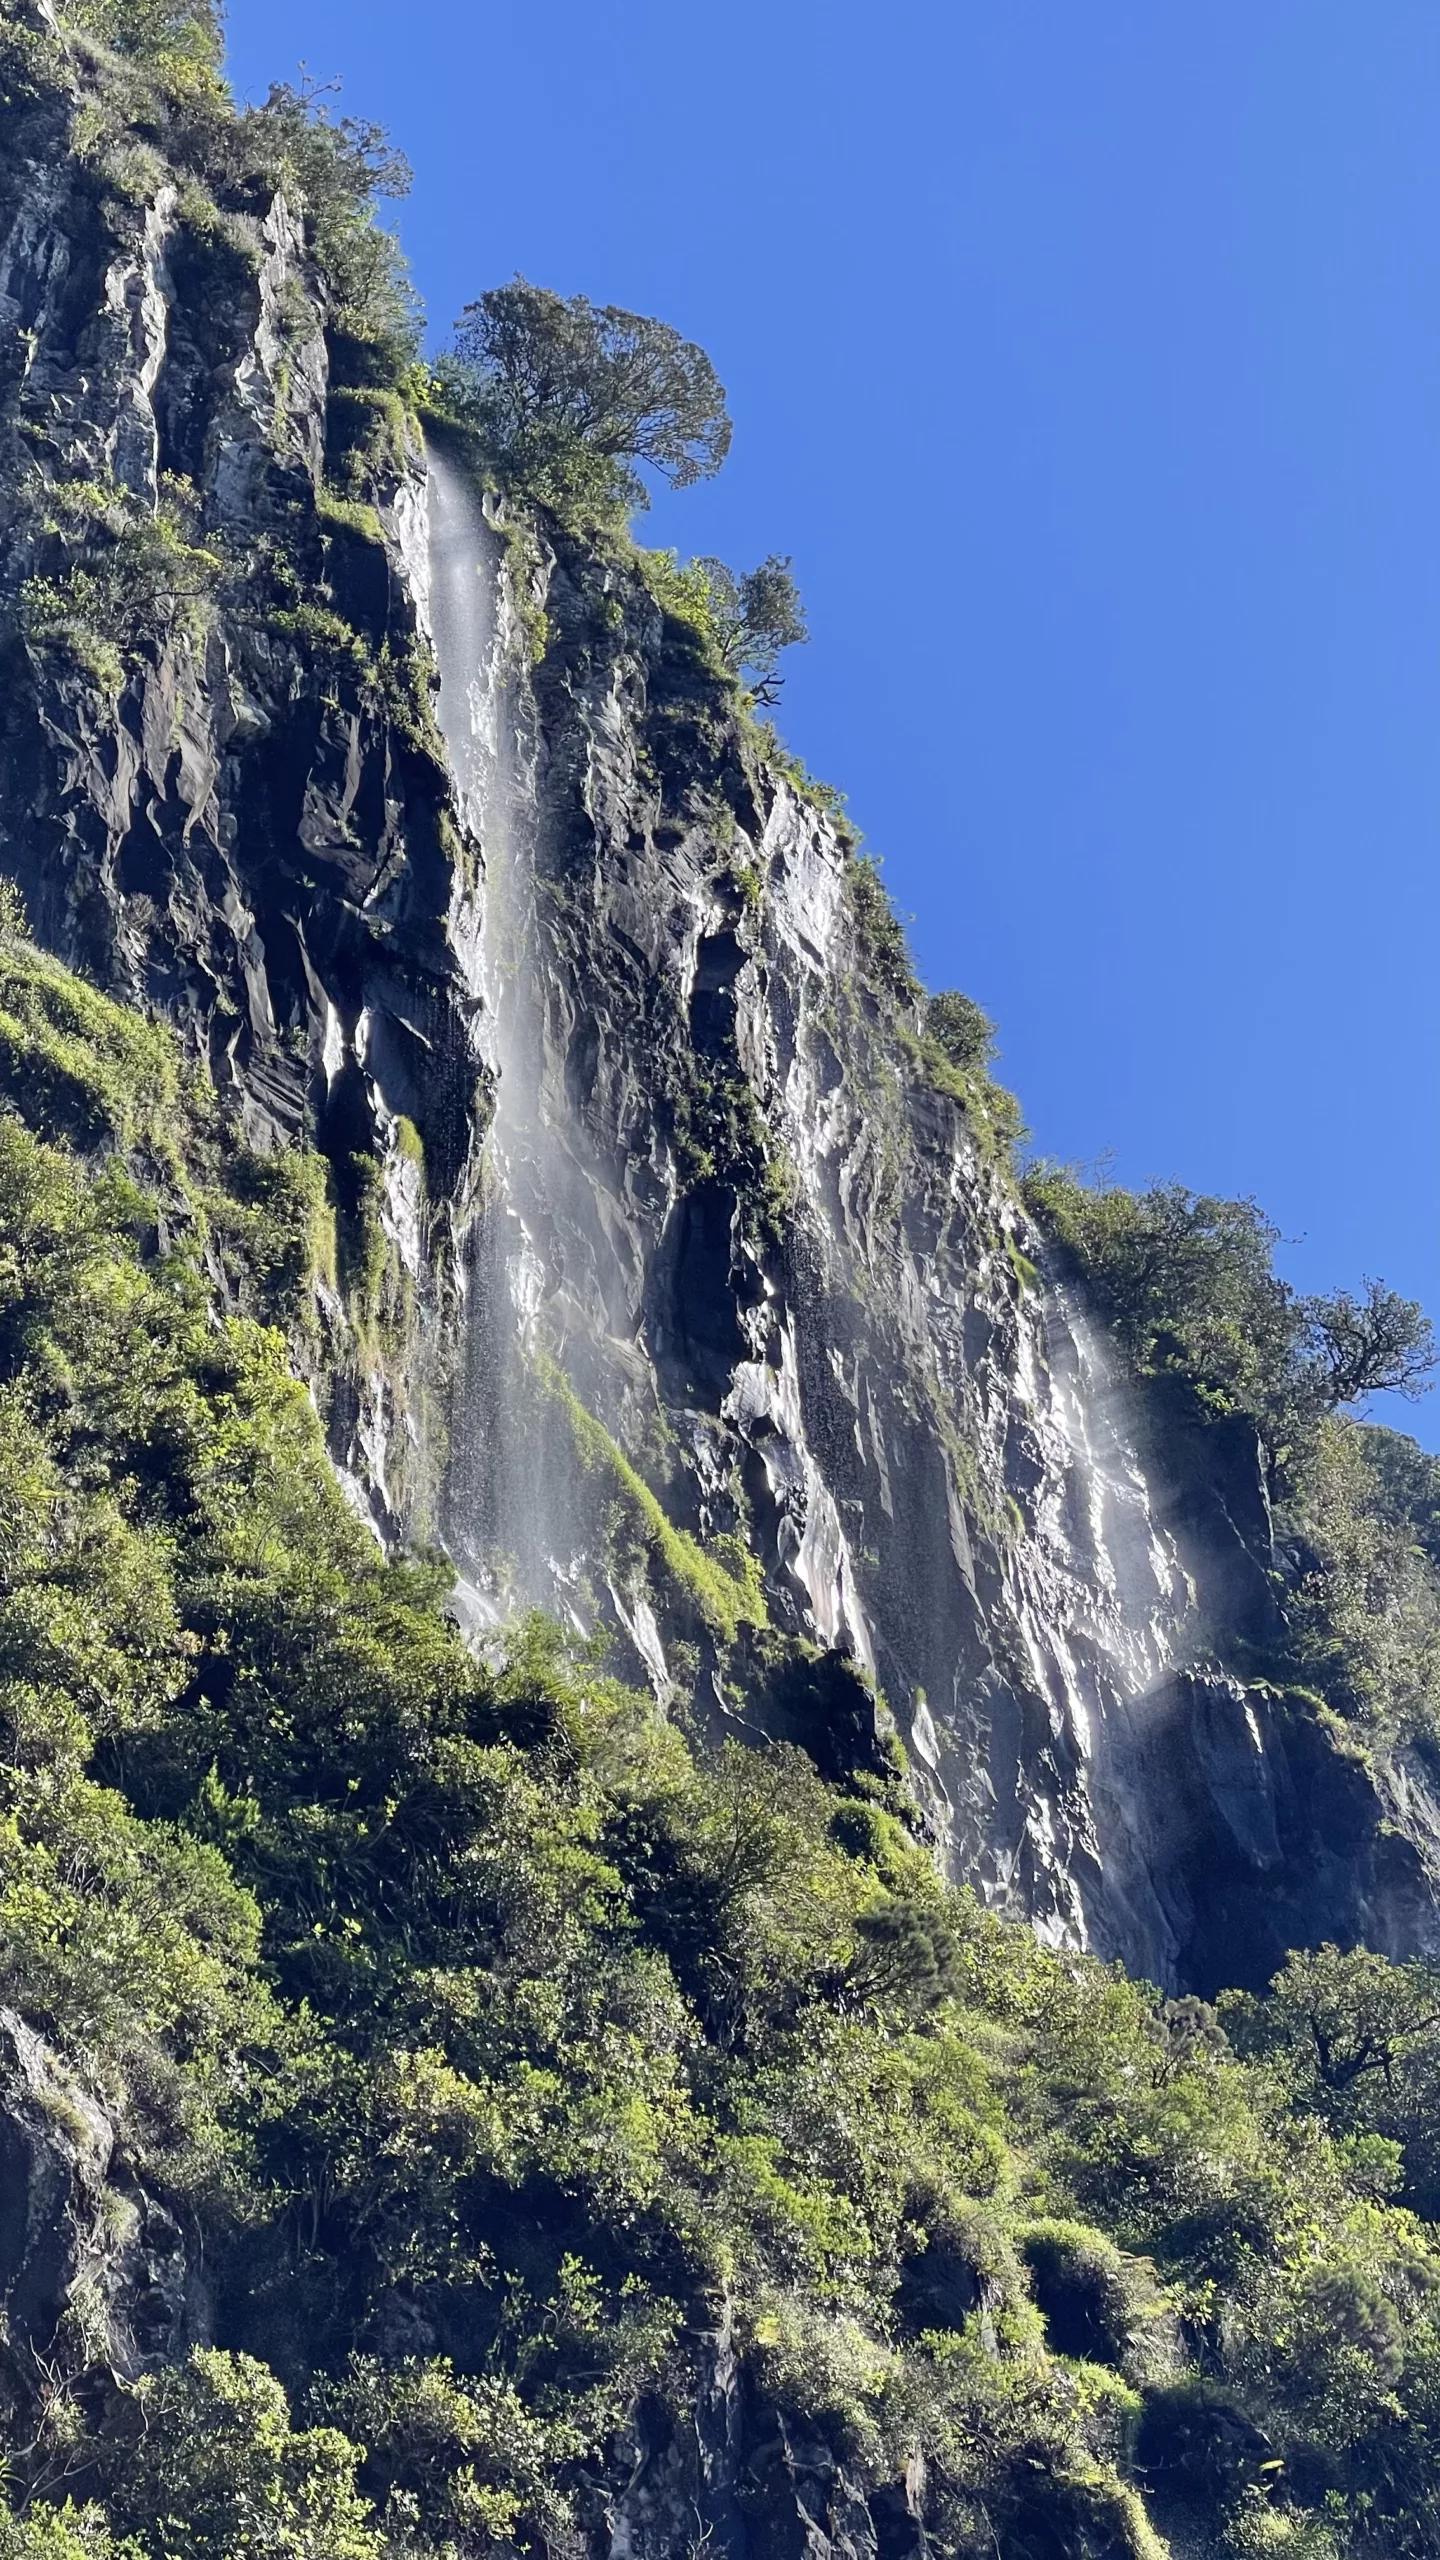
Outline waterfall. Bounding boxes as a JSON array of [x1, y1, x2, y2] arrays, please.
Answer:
[[978, 1254, 1206, 1961], [424, 442, 676, 1679], [1037, 1265, 1190, 1708], [425, 443, 575, 1628], [419, 436, 1252, 1977]]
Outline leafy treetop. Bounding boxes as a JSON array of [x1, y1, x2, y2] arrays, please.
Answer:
[[693, 554, 808, 705], [1025, 1169, 1435, 1461], [926, 991, 999, 1075], [443, 277, 732, 519]]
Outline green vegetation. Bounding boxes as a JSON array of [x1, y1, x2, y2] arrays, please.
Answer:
[[0, 895, 354, 1352], [6, 12, 417, 381], [1024, 1173, 1435, 1460], [325, 383, 414, 491], [1283, 1415, 1440, 1741], [1222, 1941, 1440, 2220], [238, 79, 418, 370], [62, 0, 222, 76], [316, 486, 386, 544], [841, 876, 1017, 1145], [0, 917, 181, 1164], [666, 1054, 798, 1253], [927, 990, 999, 1075], [691, 552, 809, 705], [440, 278, 731, 523], [21, 475, 223, 693], [540, 1354, 767, 1646], [834, 882, 1028, 1168], [8, 30, 1440, 2557], [1024, 1173, 1300, 1436]]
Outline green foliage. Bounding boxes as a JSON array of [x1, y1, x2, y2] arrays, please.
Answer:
[[0, 2510, 138, 2560], [1281, 1417, 1440, 1741], [1025, 1169, 1435, 1459], [269, 601, 374, 676], [0, 925, 180, 1163], [1023, 1168, 1440, 1740], [0, 10, 72, 108], [60, 0, 221, 80], [16, 25, 417, 378], [0, 888, 341, 1329], [847, 854, 921, 1006], [21, 475, 223, 691], [541, 1354, 767, 1644], [316, 2355, 574, 2548], [635, 544, 721, 641], [1222, 1942, 1440, 2216], [1356, 1426, 1440, 1570], [908, 997, 1028, 1167], [0, 45, 1434, 2507], [442, 277, 731, 522], [324, 385, 412, 492], [926, 990, 997, 1074], [316, 487, 385, 543], [2, 980, 1440, 2553], [107, 2351, 381, 2560], [234, 81, 417, 359], [1297, 1280, 1436, 1414], [1016, 2218, 1173, 2380], [666, 1053, 797, 1251], [1025, 1170, 1298, 1432], [693, 552, 809, 704]]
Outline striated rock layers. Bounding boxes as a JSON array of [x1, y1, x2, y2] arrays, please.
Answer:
[[0, 30, 1436, 2016]]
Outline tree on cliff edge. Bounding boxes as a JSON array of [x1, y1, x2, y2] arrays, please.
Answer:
[[444, 278, 731, 518], [694, 554, 808, 704]]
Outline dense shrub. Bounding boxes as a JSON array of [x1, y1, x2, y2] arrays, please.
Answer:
[[692, 552, 808, 703], [926, 989, 998, 1073]]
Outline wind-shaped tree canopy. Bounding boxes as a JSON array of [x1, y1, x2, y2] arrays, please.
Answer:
[[446, 279, 731, 516], [694, 554, 808, 704]]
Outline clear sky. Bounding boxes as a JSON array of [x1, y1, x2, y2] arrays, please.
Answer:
[[226, 0, 1440, 1444]]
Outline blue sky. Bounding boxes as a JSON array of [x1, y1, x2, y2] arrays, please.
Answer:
[[226, 0, 1440, 1444]]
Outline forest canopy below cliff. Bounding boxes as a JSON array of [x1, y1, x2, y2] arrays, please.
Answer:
[[0, 904, 1436, 2559]]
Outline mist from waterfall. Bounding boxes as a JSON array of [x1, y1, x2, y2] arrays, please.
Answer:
[[1038, 1260, 1190, 1709], [425, 442, 580, 1628]]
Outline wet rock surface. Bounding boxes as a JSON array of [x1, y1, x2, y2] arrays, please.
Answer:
[[0, 2007, 198, 2421]]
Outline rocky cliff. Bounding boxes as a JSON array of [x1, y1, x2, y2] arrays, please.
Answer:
[[0, 0, 1435, 2012]]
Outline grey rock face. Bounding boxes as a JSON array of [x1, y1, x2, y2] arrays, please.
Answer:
[[0, 70, 485, 1530], [604, 2316, 922, 2560], [0, 2007, 198, 2424], [0, 67, 1435, 1999]]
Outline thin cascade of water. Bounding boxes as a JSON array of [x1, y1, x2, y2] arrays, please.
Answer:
[[424, 441, 577, 1624], [982, 1250, 1202, 1957], [1038, 1262, 1191, 1699]]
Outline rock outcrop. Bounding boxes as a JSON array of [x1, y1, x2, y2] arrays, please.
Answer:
[[0, 2009, 197, 2428]]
